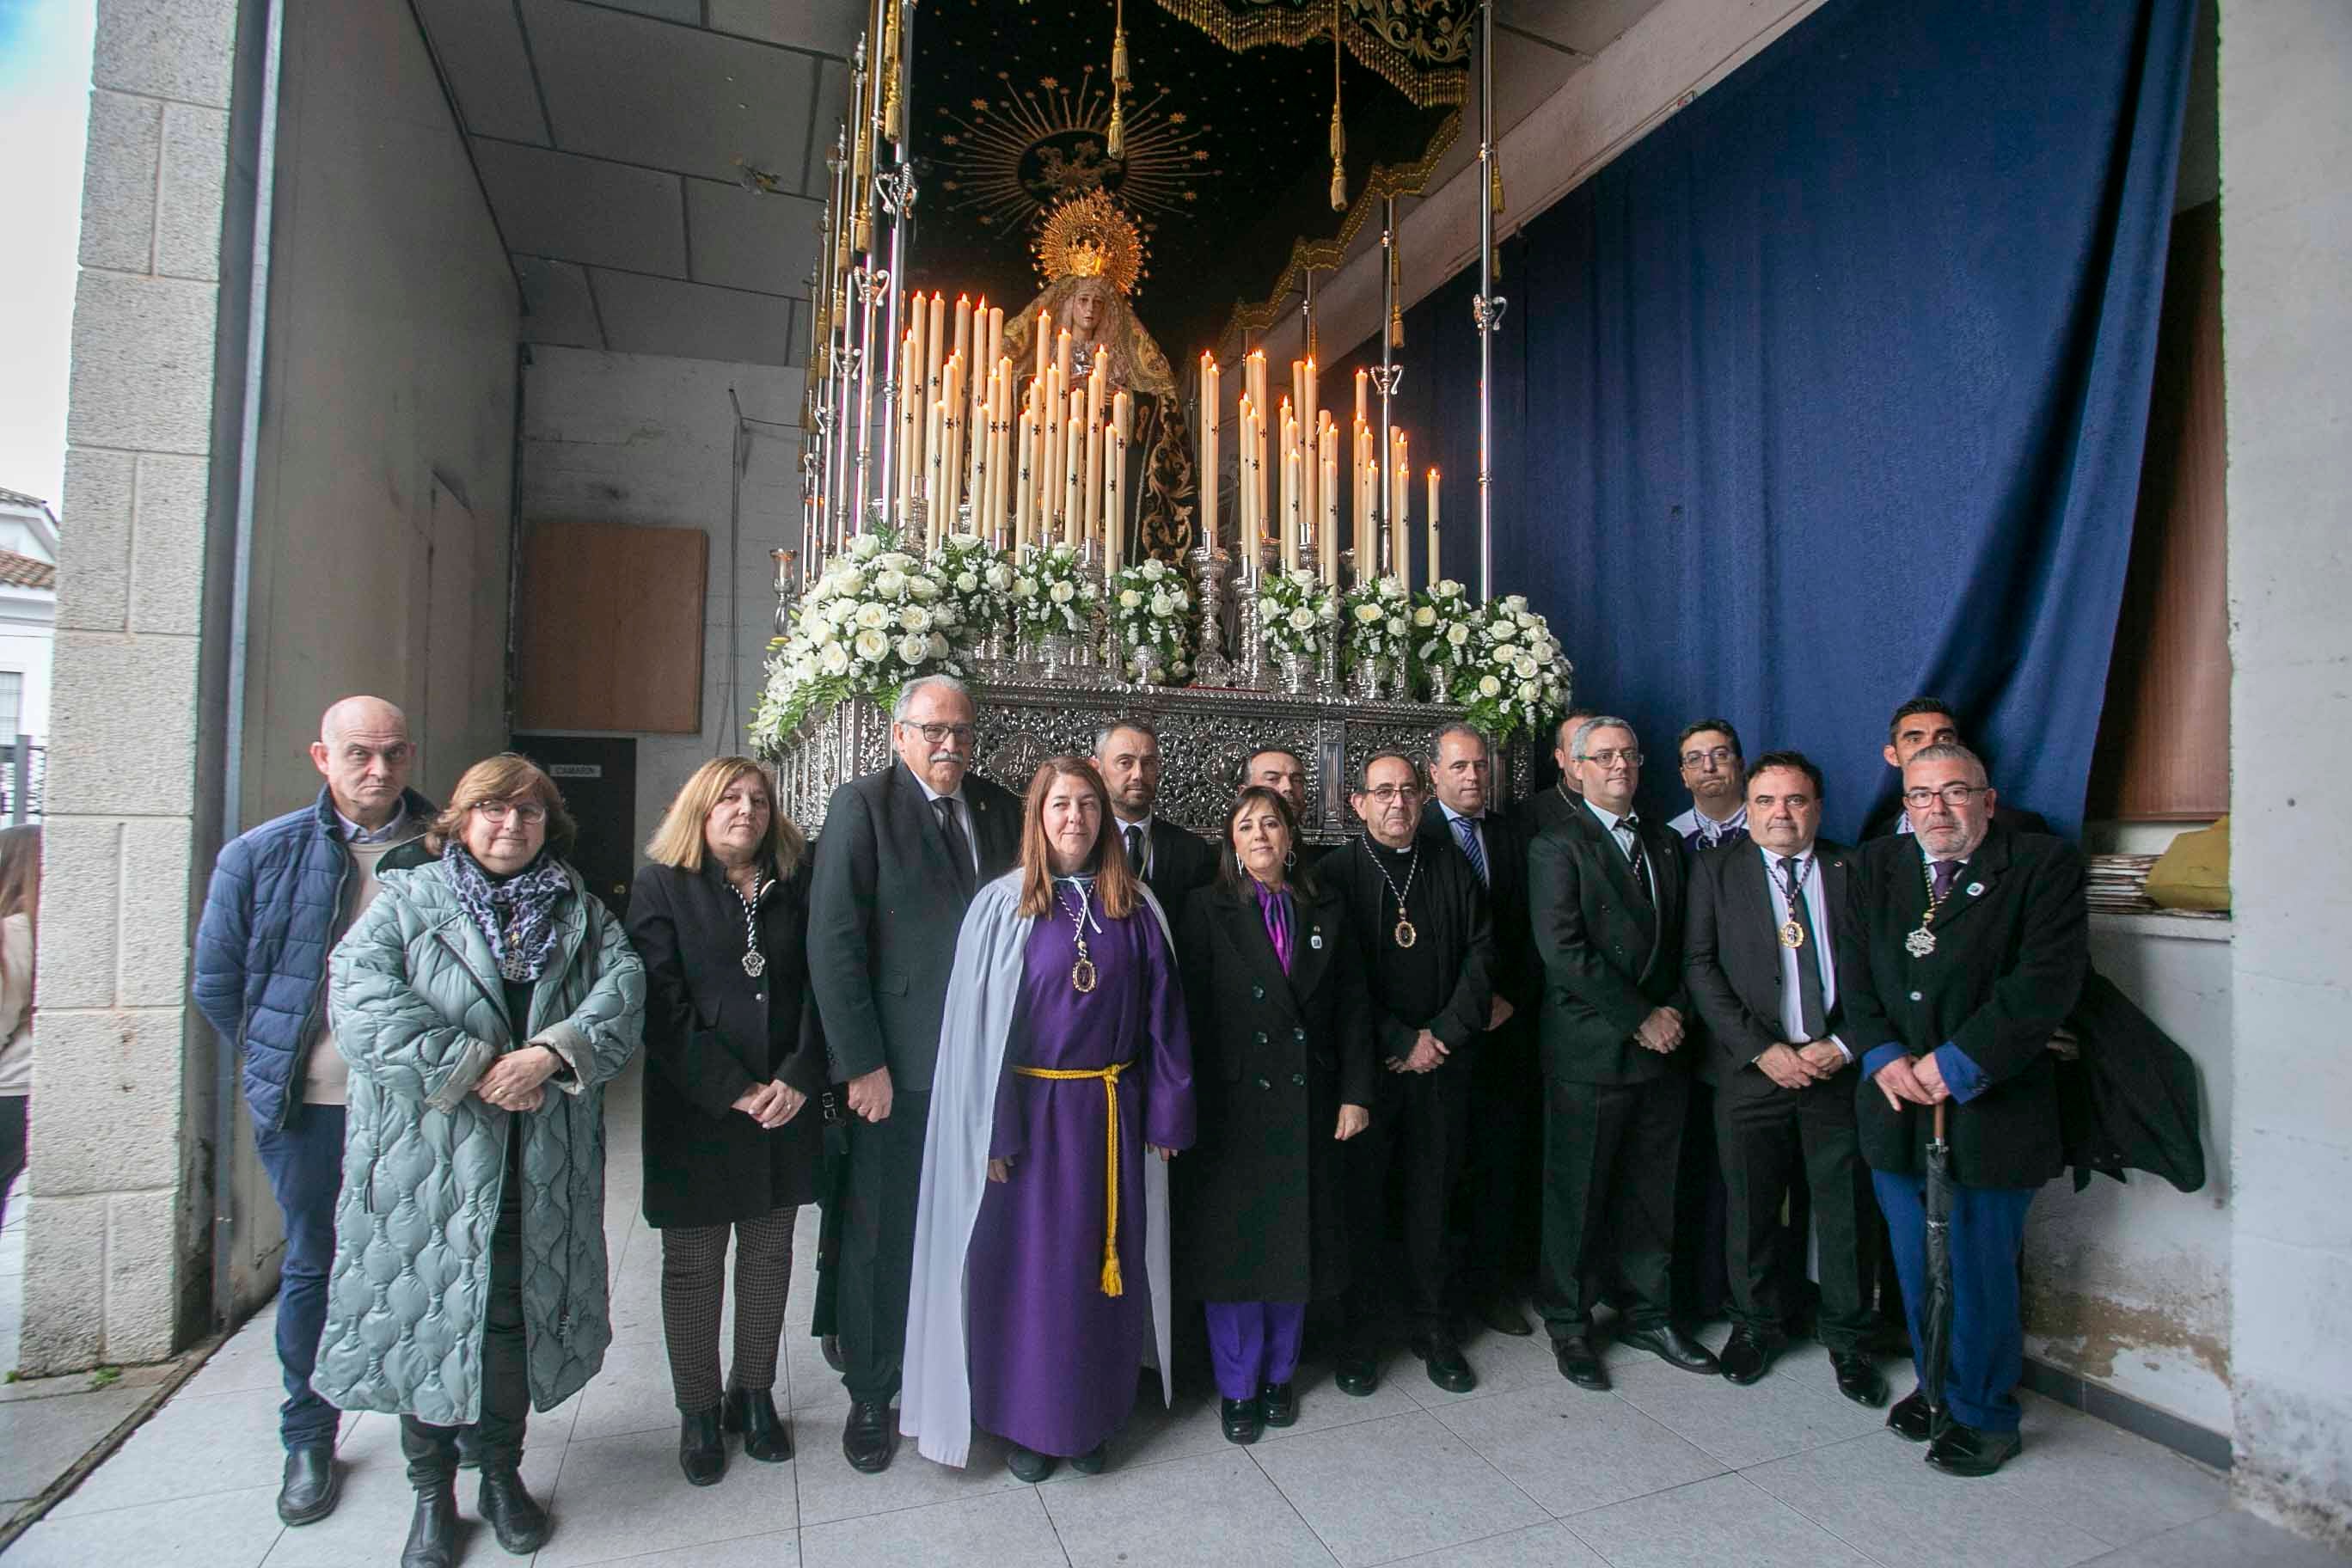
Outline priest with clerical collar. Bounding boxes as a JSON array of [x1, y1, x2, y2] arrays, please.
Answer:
[[1326, 751, 1496, 1399]]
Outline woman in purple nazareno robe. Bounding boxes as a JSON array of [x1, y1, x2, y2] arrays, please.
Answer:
[[903, 755, 1194, 1482]]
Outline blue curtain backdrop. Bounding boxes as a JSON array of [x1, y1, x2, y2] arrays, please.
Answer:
[[1335, 0, 2196, 839]]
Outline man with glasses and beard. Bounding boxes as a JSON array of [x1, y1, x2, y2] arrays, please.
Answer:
[[1327, 752, 1496, 1396], [809, 675, 1020, 1473], [1528, 717, 1719, 1389], [1838, 743, 2086, 1476]]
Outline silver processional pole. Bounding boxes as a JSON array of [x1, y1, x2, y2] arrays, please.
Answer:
[[1472, 0, 1504, 601]]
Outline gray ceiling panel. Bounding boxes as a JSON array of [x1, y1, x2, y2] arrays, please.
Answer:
[[412, 0, 552, 144], [521, 0, 817, 185], [587, 0, 701, 21], [590, 268, 799, 365], [515, 256, 606, 348], [474, 138, 689, 275], [802, 57, 850, 196], [1498, 0, 1666, 57], [707, 0, 863, 59], [686, 180, 822, 297]]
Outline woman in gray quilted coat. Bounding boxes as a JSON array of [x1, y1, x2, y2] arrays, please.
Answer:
[[322, 753, 643, 1568]]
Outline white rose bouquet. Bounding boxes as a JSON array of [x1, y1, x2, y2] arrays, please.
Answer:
[[750, 529, 965, 750], [933, 530, 1012, 646], [1108, 557, 1196, 686], [1011, 541, 1100, 646], [1439, 593, 1574, 741], [1255, 567, 1340, 662], [1339, 573, 1414, 672], [1410, 578, 1479, 698]]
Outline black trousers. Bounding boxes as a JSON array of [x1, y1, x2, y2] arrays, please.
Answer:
[[402, 1135, 529, 1486], [1344, 1063, 1471, 1338], [1716, 1079, 1877, 1352], [1671, 1081, 1732, 1322], [837, 1087, 930, 1406], [1457, 1020, 1540, 1298], [659, 1204, 799, 1412], [1538, 1071, 1688, 1338]]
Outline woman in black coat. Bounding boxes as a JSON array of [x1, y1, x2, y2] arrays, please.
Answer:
[[1174, 787, 1373, 1446], [628, 757, 825, 1485]]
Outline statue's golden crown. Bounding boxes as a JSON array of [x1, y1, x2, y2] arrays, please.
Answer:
[[1033, 189, 1146, 297]]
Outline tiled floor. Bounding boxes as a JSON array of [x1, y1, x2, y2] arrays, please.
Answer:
[[6, 1064, 2347, 1568]]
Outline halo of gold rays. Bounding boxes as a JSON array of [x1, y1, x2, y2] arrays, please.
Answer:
[[931, 68, 1215, 239], [1033, 187, 1148, 296]]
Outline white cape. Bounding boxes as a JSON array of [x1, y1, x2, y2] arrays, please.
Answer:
[[899, 870, 1177, 1467]]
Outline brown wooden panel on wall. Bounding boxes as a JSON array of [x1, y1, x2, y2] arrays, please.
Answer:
[[514, 521, 707, 733], [2087, 203, 2228, 822]]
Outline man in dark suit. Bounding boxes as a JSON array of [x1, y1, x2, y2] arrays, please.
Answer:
[[1094, 718, 1216, 910], [1838, 743, 2086, 1477], [1421, 721, 1540, 1337], [1684, 750, 1886, 1406], [1669, 719, 1750, 853], [1329, 751, 1495, 1395], [808, 674, 1020, 1473], [1525, 709, 1599, 836], [1528, 716, 1719, 1388], [1863, 698, 2053, 840]]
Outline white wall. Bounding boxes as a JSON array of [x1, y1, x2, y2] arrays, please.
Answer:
[[0, 588, 56, 738], [518, 345, 804, 852], [2220, 0, 2352, 1547], [2023, 915, 2233, 1436]]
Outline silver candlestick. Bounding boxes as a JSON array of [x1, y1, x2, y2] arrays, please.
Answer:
[[1187, 542, 1234, 686]]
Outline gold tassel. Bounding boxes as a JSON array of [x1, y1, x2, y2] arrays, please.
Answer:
[[1107, 95, 1125, 160], [1389, 234, 1403, 346], [1329, 104, 1346, 211], [880, 3, 902, 142], [1491, 150, 1506, 217], [1112, 23, 1130, 89]]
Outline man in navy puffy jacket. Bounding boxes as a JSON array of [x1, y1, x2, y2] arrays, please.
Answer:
[[193, 696, 433, 1527]]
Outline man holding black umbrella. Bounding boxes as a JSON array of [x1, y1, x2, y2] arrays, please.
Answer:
[[1837, 744, 2086, 1477]]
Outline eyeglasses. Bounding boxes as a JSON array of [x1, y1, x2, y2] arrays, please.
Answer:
[[1680, 746, 1736, 769], [1362, 784, 1423, 803], [1902, 783, 1987, 810], [905, 721, 976, 746], [474, 800, 548, 824], [1582, 748, 1641, 769]]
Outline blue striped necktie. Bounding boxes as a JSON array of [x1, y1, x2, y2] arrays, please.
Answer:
[[1450, 814, 1490, 886]]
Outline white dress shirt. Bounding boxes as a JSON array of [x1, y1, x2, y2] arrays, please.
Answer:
[[1758, 844, 1850, 1061], [1669, 802, 1748, 848]]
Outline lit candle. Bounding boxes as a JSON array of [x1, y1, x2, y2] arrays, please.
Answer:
[[1283, 445, 1302, 575], [1083, 404, 1104, 548], [1238, 395, 1257, 571], [984, 304, 1003, 384], [1064, 408, 1086, 542], [897, 329, 918, 527], [952, 294, 972, 377], [1055, 327, 1073, 390], [1014, 408, 1035, 552], [1109, 389, 1131, 567], [1427, 467, 1441, 586], [926, 291, 946, 409], [1354, 366, 1369, 430], [904, 314, 927, 499], [1393, 450, 1411, 584], [1300, 358, 1319, 549], [1199, 354, 1219, 554], [1320, 424, 1339, 588]]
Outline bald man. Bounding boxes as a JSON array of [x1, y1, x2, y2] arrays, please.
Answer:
[[194, 696, 436, 1527]]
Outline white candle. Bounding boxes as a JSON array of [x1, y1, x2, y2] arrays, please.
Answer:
[[1064, 410, 1086, 540], [1083, 407, 1104, 548], [952, 294, 971, 377], [1354, 367, 1369, 431], [1200, 354, 1219, 554], [1283, 445, 1301, 574], [1056, 327, 1073, 390], [1320, 426, 1338, 588], [1015, 408, 1035, 551], [1427, 467, 1441, 586]]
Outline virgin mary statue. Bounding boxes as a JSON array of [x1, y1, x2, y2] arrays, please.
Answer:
[[1001, 191, 1197, 562]]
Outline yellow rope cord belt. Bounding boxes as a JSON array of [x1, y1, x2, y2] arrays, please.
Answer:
[[1010, 1060, 1131, 1296]]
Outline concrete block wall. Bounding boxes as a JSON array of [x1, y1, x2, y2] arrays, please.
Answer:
[[28, 0, 244, 1373], [2220, 0, 2352, 1547]]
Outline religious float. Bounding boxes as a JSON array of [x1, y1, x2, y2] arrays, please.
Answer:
[[751, 0, 1563, 836]]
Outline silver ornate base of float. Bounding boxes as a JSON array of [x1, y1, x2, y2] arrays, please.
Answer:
[[764, 683, 1533, 845]]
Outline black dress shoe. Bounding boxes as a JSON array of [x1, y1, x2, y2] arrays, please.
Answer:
[[1553, 1335, 1609, 1390], [1478, 1295, 1536, 1337], [1718, 1328, 1776, 1385], [1619, 1324, 1720, 1375], [400, 1482, 458, 1568], [1007, 1443, 1057, 1483], [1259, 1381, 1298, 1428], [842, 1400, 897, 1473], [724, 1387, 793, 1462], [1832, 1353, 1890, 1408], [478, 1464, 551, 1555], [1070, 1442, 1108, 1474], [276, 1443, 339, 1526], [1885, 1389, 1934, 1442], [1926, 1420, 2022, 1477], [1221, 1397, 1265, 1445], [1333, 1351, 1379, 1398], [822, 1333, 845, 1373], [679, 1406, 727, 1486], [1409, 1331, 1478, 1394]]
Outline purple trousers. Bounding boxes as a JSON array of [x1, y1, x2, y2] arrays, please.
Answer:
[[1204, 1301, 1306, 1401]]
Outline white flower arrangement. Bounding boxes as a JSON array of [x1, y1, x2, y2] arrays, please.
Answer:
[[1108, 557, 1196, 685], [1255, 567, 1340, 662], [1432, 594, 1573, 741], [1411, 578, 1479, 697], [749, 529, 965, 751], [932, 531, 1012, 647], [1339, 573, 1414, 671], [1011, 541, 1100, 645]]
